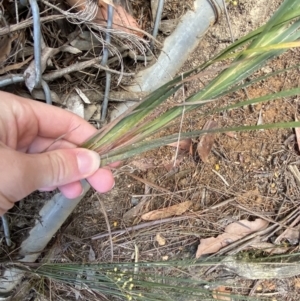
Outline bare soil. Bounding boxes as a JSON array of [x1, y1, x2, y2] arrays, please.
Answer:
[[2, 0, 300, 300]]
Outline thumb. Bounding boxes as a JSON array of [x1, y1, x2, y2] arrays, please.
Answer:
[[0, 147, 100, 206]]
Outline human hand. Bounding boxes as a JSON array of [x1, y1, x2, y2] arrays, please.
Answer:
[[0, 91, 115, 215]]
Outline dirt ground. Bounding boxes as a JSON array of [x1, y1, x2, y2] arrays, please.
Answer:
[[2, 0, 300, 300]]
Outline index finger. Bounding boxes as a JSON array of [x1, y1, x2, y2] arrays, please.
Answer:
[[19, 95, 98, 146]]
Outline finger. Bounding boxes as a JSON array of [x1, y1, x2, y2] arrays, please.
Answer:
[[0, 191, 14, 216], [58, 181, 83, 199], [14, 94, 97, 145], [0, 146, 100, 202], [39, 187, 57, 192], [23, 136, 76, 153], [87, 168, 115, 193]]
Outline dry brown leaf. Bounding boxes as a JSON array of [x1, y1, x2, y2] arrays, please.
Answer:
[[141, 201, 192, 221], [0, 33, 18, 64], [67, 0, 142, 37], [0, 55, 32, 75], [224, 131, 237, 139], [275, 228, 300, 245], [261, 280, 276, 291], [212, 286, 232, 301], [196, 218, 268, 258], [197, 120, 218, 163], [294, 278, 300, 289], [155, 233, 166, 246], [100, 3, 142, 37], [168, 138, 192, 152]]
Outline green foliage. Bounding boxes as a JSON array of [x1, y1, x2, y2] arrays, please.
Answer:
[[81, 0, 300, 167], [13, 259, 263, 300]]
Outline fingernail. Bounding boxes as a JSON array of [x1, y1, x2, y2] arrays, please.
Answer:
[[76, 149, 100, 176], [79, 187, 85, 197]]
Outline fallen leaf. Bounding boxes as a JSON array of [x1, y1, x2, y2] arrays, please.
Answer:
[[224, 131, 237, 139], [65, 93, 84, 118], [275, 228, 300, 245], [261, 280, 276, 291], [168, 138, 192, 153], [0, 33, 18, 64], [88, 246, 96, 261], [197, 120, 218, 163], [84, 104, 98, 121], [155, 233, 166, 246], [141, 201, 192, 221], [123, 199, 147, 221], [196, 219, 268, 258], [212, 286, 232, 301], [99, 3, 142, 37], [294, 278, 300, 289], [75, 87, 91, 104], [67, 0, 142, 37], [0, 55, 32, 75]]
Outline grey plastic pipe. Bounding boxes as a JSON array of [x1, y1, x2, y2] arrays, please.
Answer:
[[129, 0, 222, 93], [0, 0, 223, 298], [0, 180, 90, 299]]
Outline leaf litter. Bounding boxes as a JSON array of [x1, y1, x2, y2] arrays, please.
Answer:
[[197, 120, 218, 163], [141, 200, 192, 221], [196, 219, 269, 258]]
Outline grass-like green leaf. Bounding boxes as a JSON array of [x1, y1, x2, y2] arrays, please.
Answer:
[[81, 0, 300, 165]]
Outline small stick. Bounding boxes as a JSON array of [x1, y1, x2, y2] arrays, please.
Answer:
[[173, 73, 186, 167], [221, 0, 235, 42], [212, 169, 230, 186]]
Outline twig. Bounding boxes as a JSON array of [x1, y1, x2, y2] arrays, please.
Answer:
[[211, 169, 230, 186], [43, 58, 134, 82], [288, 165, 300, 185], [233, 203, 287, 227], [0, 15, 65, 37], [96, 194, 113, 262], [249, 280, 263, 296], [222, 0, 235, 42], [174, 73, 186, 167], [0, 56, 32, 75]]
